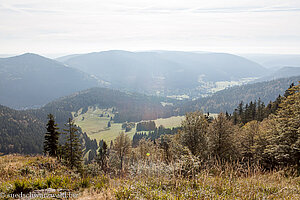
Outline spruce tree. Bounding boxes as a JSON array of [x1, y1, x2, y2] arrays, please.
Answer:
[[239, 120, 260, 164], [63, 118, 82, 170], [44, 114, 60, 157], [266, 83, 300, 170], [96, 140, 108, 172]]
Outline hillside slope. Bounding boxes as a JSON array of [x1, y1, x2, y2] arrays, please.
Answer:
[[0, 104, 44, 154], [42, 87, 177, 123], [180, 75, 300, 114], [0, 53, 105, 109]]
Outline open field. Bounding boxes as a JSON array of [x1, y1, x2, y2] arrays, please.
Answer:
[[87, 123, 136, 143], [72, 107, 186, 142], [154, 116, 185, 128], [72, 107, 218, 142], [72, 107, 137, 142]]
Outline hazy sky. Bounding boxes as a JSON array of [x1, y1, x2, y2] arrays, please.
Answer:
[[1, 0, 300, 56]]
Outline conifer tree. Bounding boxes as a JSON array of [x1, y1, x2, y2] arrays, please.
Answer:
[[44, 114, 60, 157], [63, 118, 82, 170], [239, 120, 260, 164], [266, 83, 300, 170], [284, 83, 295, 98]]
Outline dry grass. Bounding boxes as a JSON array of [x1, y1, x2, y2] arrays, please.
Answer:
[[1, 155, 299, 199]]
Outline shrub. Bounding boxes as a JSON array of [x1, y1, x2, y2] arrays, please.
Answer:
[[94, 175, 109, 191], [11, 179, 33, 194], [79, 177, 90, 188]]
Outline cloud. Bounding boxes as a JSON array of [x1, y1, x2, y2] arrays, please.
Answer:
[[0, 0, 300, 55]]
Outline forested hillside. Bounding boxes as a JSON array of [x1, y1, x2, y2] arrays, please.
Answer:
[[42, 87, 178, 123], [0, 105, 98, 157], [0, 105, 44, 154], [0, 53, 104, 109], [180, 75, 300, 114]]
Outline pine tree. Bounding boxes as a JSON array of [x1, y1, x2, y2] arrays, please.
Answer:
[[257, 98, 265, 121], [284, 83, 295, 98], [63, 118, 82, 170], [44, 114, 60, 157]]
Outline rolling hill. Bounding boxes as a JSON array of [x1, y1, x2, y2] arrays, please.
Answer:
[[0, 53, 106, 109], [180, 75, 300, 114], [59, 50, 267, 97], [42, 87, 178, 123]]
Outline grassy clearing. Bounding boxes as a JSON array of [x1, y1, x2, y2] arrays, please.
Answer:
[[72, 107, 186, 142], [87, 123, 136, 143], [72, 107, 136, 142], [72, 107, 218, 142], [153, 116, 185, 128], [72, 107, 114, 135]]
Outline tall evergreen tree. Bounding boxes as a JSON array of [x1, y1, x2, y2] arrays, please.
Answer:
[[63, 118, 82, 170], [239, 120, 260, 164], [266, 83, 300, 171], [96, 140, 109, 173], [44, 114, 60, 157]]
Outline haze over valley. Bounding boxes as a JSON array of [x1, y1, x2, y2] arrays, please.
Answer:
[[1, 0, 300, 199]]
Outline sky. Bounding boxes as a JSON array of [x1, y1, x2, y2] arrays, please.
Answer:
[[0, 0, 300, 57]]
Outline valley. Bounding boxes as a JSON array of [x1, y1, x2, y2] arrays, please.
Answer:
[[1, 0, 300, 198], [72, 107, 185, 142]]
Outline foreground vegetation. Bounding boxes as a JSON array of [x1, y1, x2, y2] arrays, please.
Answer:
[[0, 155, 299, 199]]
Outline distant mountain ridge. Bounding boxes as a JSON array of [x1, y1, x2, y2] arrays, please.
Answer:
[[59, 50, 267, 97], [257, 66, 300, 82], [0, 53, 106, 109], [241, 54, 300, 69]]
